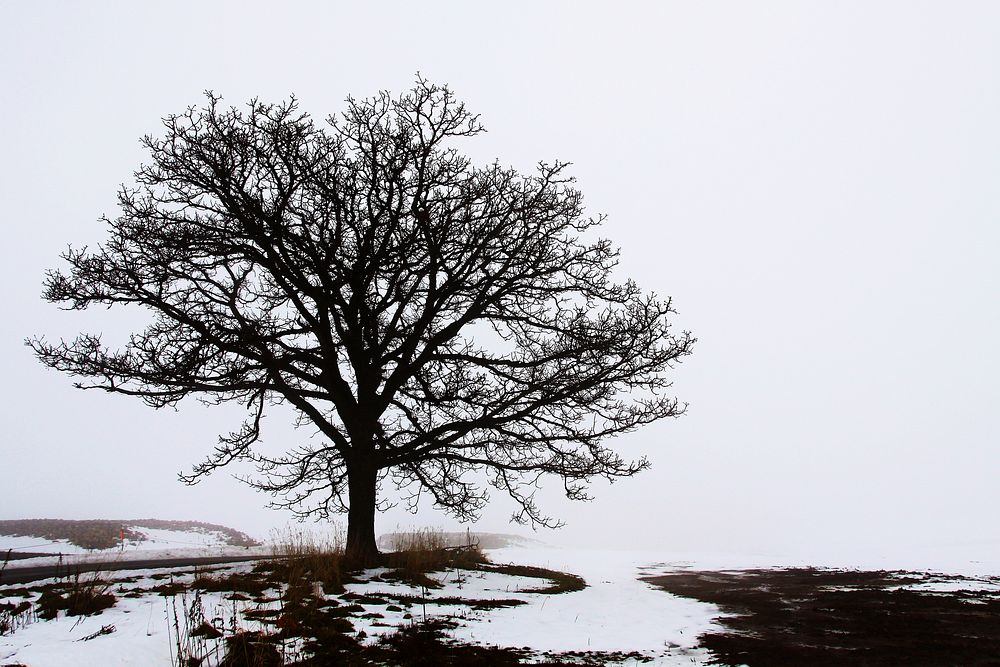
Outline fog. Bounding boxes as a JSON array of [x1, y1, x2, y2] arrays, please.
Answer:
[[3, 2, 998, 560]]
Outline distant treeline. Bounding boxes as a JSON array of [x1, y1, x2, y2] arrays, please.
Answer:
[[0, 519, 259, 550]]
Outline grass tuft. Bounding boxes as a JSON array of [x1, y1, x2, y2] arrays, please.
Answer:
[[383, 527, 487, 581], [219, 630, 281, 667], [262, 527, 345, 597], [36, 571, 117, 619]]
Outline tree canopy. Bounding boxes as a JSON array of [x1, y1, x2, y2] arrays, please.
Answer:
[[31, 79, 694, 560]]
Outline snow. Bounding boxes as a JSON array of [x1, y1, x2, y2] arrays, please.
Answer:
[[0, 562, 290, 667], [886, 574, 1000, 594], [1, 595, 176, 667], [0, 527, 257, 560], [2, 547, 723, 666], [2, 545, 272, 571], [630, 543, 1000, 579], [0, 534, 90, 555], [5, 544, 999, 666], [425, 548, 720, 659]]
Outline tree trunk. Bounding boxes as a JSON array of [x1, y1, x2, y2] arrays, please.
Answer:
[[345, 462, 380, 565]]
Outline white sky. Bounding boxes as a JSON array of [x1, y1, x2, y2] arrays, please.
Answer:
[[2, 1, 998, 559]]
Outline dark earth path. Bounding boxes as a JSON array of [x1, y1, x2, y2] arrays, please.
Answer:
[[2, 551, 61, 561], [0, 554, 269, 585], [644, 568, 1000, 666]]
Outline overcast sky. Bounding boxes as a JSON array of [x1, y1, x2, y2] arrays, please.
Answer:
[[2, 2, 998, 559]]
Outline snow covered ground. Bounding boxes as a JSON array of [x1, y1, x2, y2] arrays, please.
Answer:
[[338, 548, 722, 662], [2, 544, 272, 571], [0, 563, 281, 667], [640, 543, 1000, 579], [0, 547, 723, 666], [0, 527, 256, 557], [446, 548, 721, 659], [4, 544, 1000, 666]]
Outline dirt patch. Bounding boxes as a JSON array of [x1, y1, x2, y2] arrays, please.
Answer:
[[644, 567, 1000, 666], [288, 618, 606, 666], [371, 591, 528, 610]]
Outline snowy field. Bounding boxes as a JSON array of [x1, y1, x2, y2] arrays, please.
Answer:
[[0, 527, 255, 557], [4, 545, 1000, 665], [0, 547, 723, 666]]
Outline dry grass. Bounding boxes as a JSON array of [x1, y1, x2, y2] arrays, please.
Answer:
[[265, 527, 345, 597], [384, 527, 485, 576], [387, 527, 449, 553], [0, 523, 606, 666], [35, 570, 117, 620], [0, 599, 34, 636]]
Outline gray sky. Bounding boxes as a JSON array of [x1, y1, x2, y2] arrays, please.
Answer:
[[3, 1, 998, 558]]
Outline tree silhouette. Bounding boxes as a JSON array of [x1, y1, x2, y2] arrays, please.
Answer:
[[30, 79, 694, 562]]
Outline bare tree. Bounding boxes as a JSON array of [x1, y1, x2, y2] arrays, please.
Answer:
[[30, 79, 694, 563]]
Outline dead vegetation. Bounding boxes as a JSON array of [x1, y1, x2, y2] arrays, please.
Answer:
[[472, 562, 587, 595], [645, 567, 1000, 666], [1, 527, 604, 666], [35, 572, 117, 619], [0, 599, 33, 636]]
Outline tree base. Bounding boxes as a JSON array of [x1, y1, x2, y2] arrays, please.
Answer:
[[341, 547, 385, 570]]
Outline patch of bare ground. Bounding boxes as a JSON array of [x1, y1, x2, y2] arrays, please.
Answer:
[[282, 618, 648, 666], [644, 567, 1000, 666], [468, 562, 587, 594]]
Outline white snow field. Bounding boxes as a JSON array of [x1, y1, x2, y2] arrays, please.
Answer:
[[445, 548, 721, 658], [4, 544, 1000, 666], [0, 547, 722, 666], [0, 526, 256, 557]]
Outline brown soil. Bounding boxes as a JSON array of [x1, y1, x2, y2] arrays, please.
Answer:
[[643, 567, 1000, 666]]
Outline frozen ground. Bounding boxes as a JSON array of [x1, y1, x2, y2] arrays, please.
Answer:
[[3, 545, 1000, 666], [341, 548, 722, 662], [0, 547, 723, 666], [2, 544, 272, 571], [0, 563, 280, 667], [448, 548, 721, 658], [1, 527, 257, 557]]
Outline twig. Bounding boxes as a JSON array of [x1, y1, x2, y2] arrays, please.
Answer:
[[78, 624, 115, 641]]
